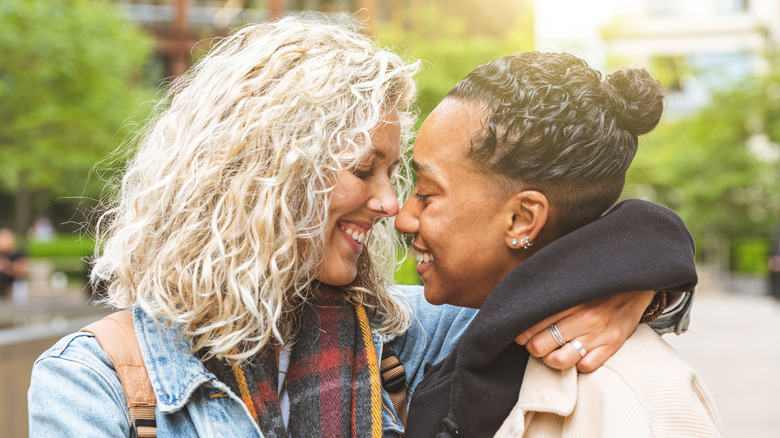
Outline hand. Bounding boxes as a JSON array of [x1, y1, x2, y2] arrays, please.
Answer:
[[514, 290, 654, 373]]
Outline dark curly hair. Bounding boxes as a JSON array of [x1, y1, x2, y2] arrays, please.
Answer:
[[447, 51, 665, 235]]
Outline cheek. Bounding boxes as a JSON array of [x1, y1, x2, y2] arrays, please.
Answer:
[[418, 206, 451, 246], [329, 180, 366, 216], [421, 204, 481, 252]]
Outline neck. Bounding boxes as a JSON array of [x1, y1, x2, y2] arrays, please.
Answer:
[[472, 235, 556, 309]]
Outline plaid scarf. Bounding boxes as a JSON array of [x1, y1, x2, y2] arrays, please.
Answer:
[[206, 295, 383, 437]]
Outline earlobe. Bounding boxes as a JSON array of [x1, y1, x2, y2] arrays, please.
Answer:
[[506, 190, 549, 249]]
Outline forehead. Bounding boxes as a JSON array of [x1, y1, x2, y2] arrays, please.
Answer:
[[413, 99, 485, 171], [370, 110, 401, 159]]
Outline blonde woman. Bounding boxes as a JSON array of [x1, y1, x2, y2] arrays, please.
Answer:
[[28, 18, 690, 438]]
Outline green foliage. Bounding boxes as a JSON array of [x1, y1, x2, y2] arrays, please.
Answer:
[[0, 0, 154, 227], [393, 249, 422, 285], [648, 56, 688, 91], [27, 234, 95, 259], [624, 65, 780, 271], [26, 234, 95, 283], [376, 4, 534, 128], [733, 239, 771, 274]]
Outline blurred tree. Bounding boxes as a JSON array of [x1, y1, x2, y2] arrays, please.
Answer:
[[376, 2, 534, 128], [624, 67, 780, 272], [0, 0, 154, 234]]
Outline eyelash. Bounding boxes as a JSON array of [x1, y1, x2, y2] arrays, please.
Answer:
[[351, 168, 374, 179], [413, 192, 430, 203]]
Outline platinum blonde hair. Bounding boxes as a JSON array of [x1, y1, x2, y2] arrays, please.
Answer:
[[91, 16, 419, 362]]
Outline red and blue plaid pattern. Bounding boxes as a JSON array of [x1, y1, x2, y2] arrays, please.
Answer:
[[206, 294, 381, 437]]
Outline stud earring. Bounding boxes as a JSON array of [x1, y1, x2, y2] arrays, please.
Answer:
[[511, 238, 519, 247], [522, 237, 534, 249]]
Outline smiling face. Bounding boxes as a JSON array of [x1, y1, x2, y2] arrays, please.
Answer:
[[395, 99, 522, 308], [316, 111, 402, 286]]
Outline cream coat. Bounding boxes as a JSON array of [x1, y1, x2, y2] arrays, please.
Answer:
[[495, 325, 723, 438]]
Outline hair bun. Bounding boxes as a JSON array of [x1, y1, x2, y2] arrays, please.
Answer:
[[602, 68, 665, 136]]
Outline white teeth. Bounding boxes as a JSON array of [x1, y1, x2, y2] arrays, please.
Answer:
[[415, 251, 434, 264], [340, 224, 367, 245]]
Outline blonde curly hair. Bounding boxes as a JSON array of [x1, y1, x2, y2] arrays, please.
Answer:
[[91, 16, 419, 362]]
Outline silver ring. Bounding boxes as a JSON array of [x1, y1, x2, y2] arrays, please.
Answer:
[[549, 324, 566, 347], [569, 339, 587, 357]]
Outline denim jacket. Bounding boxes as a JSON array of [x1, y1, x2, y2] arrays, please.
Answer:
[[28, 285, 691, 437]]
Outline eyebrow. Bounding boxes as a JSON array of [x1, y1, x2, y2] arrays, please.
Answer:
[[411, 159, 439, 175], [370, 149, 401, 168]]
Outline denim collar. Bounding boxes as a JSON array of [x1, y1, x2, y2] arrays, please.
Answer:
[[132, 307, 219, 414]]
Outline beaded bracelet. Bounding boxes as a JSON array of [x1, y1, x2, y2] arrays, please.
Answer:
[[640, 291, 668, 323]]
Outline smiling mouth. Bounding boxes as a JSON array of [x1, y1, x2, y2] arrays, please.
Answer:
[[414, 249, 434, 263], [339, 223, 368, 245]]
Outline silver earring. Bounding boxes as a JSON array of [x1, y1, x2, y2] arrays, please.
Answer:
[[522, 237, 533, 249], [511, 238, 519, 247]]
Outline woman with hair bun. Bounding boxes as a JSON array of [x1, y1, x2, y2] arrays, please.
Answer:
[[398, 52, 723, 437], [29, 19, 693, 437]]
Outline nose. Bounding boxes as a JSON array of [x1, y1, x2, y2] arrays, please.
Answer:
[[368, 178, 400, 218], [395, 195, 419, 235]]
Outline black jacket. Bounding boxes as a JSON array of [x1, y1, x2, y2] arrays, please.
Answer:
[[405, 200, 698, 437]]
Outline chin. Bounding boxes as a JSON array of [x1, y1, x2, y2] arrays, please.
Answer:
[[422, 286, 447, 306], [424, 284, 480, 308], [318, 268, 358, 287]]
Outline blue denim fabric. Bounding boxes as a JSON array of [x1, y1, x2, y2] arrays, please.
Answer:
[[28, 285, 476, 437], [27, 285, 691, 437], [648, 289, 694, 335]]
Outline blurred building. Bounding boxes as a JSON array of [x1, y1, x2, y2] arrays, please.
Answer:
[[536, 0, 780, 116], [116, 0, 531, 78]]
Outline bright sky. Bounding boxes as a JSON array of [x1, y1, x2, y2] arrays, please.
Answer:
[[534, 0, 614, 69]]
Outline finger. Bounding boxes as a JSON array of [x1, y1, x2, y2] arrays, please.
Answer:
[[524, 308, 601, 357], [541, 342, 583, 370], [576, 345, 616, 373], [524, 322, 571, 357], [515, 306, 579, 346], [529, 291, 648, 356]]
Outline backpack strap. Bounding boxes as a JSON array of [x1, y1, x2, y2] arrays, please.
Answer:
[[380, 343, 408, 427], [82, 310, 157, 438]]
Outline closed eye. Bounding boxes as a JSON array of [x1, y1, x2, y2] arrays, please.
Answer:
[[413, 192, 430, 202], [351, 168, 375, 179]]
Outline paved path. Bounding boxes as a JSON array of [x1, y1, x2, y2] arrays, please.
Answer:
[[665, 288, 780, 437]]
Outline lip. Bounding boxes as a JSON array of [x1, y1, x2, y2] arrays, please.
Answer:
[[337, 220, 372, 253], [417, 260, 432, 276], [412, 244, 433, 276]]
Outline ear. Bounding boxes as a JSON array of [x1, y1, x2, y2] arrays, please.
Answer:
[[504, 190, 549, 249]]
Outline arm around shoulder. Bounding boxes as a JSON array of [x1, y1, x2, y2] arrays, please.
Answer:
[[28, 332, 129, 437]]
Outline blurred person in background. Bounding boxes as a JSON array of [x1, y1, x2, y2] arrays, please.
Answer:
[[28, 17, 691, 438], [0, 227, 27, 299], [28, 215, 56, 242], [770, 221, 780, 299]]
